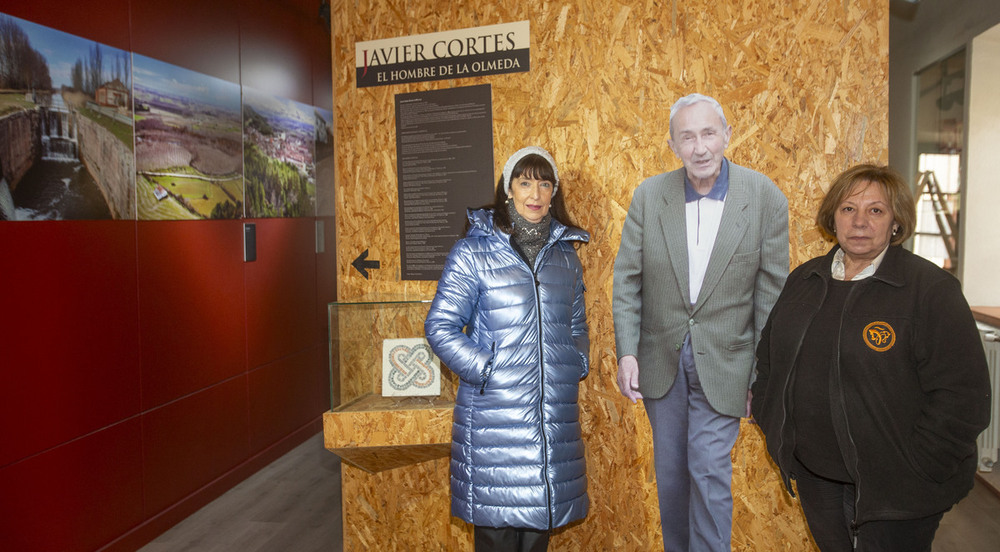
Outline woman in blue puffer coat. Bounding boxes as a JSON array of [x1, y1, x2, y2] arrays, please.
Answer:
[[425, 146, 590, 552]]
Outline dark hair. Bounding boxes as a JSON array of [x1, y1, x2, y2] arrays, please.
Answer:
[[469, 153, 585, 239], [815, 164, 916, 245]]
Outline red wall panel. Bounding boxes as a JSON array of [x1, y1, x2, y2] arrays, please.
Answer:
[[137, 220, 248, 409], [316, 215, 338, 405], [248, 345, 327, 453], [0, 419, 144, 552], [239, 0, 320, 105], [0, 0, 335, 548], [244, 217, 320, 368], [0, 221, 141, 467], [312, 29, 335, 112], [102, 419, 322, 552], [129, 0, 241, 84], [141, 377, 250, 517], [315, 216, 337, 343]]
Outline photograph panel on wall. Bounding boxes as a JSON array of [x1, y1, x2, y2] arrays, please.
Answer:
[[0, 12, 134, 221], [314, 106, 334, 218], [133, 54, 243, 220], [242, 86, 316, 218]]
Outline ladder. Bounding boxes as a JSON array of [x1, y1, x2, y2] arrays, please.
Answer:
[[916, 170, 958, 269]]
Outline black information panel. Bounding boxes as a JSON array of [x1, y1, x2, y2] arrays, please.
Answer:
[[395, 84, 494, 280]]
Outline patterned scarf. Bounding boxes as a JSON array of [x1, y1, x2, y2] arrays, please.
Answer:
[[507, 199, 551, 269]]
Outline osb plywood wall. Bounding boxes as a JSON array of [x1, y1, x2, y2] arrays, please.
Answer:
[[332, 0, 888, 549]]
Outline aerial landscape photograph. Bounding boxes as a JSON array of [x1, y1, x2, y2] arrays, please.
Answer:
[[243, 86, 317, 218], [133, 54, 243, 220]]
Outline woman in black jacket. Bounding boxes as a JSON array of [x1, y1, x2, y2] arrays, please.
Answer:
[[751, 164, 991, 551]]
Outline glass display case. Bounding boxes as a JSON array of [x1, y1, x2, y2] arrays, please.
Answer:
[[323, 299, 457, 473]]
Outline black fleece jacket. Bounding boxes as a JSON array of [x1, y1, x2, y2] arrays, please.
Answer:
[[751, 245, 991, 524]]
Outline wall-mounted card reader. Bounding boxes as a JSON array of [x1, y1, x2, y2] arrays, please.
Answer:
[[244, 222, 256, 262], [316, 220, 325, 254]]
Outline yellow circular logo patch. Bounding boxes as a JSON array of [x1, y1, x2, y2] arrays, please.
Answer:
[[863, 321, 895, 352]]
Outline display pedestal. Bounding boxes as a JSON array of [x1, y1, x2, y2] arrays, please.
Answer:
[[322, 300, 471, 550], [323, 394, 452, 473]]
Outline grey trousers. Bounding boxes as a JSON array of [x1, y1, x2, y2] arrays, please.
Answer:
[[643, 334, 741, 552]]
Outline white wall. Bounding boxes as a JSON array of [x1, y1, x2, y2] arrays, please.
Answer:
[[889, 0, 1000, 178], [961, 25, 1000, 306], [889, 0, 1000, 304]]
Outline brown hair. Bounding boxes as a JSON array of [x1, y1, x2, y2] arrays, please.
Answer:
[[815, 164, 916, 246]]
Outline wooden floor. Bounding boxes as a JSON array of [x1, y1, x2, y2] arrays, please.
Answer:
[[138, 432, 343, 552], [139, 432, 1000, 551], [934, 471, 1000, 552]]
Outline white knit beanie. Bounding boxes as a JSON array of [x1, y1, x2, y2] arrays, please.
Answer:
[[502, 146, 559, 195]]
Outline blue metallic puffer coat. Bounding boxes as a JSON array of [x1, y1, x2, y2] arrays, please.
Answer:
[[425, 208, 590, 531]]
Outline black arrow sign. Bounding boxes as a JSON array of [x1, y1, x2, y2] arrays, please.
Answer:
[[351, 249, 380, 279]]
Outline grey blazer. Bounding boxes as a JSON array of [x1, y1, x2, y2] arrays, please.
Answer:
[[612, 161, 789, 417]]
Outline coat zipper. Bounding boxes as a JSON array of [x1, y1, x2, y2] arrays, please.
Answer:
[[835, 282, 865, 549], [533, 265, 553, 529], [511, 232, 557, 528]]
